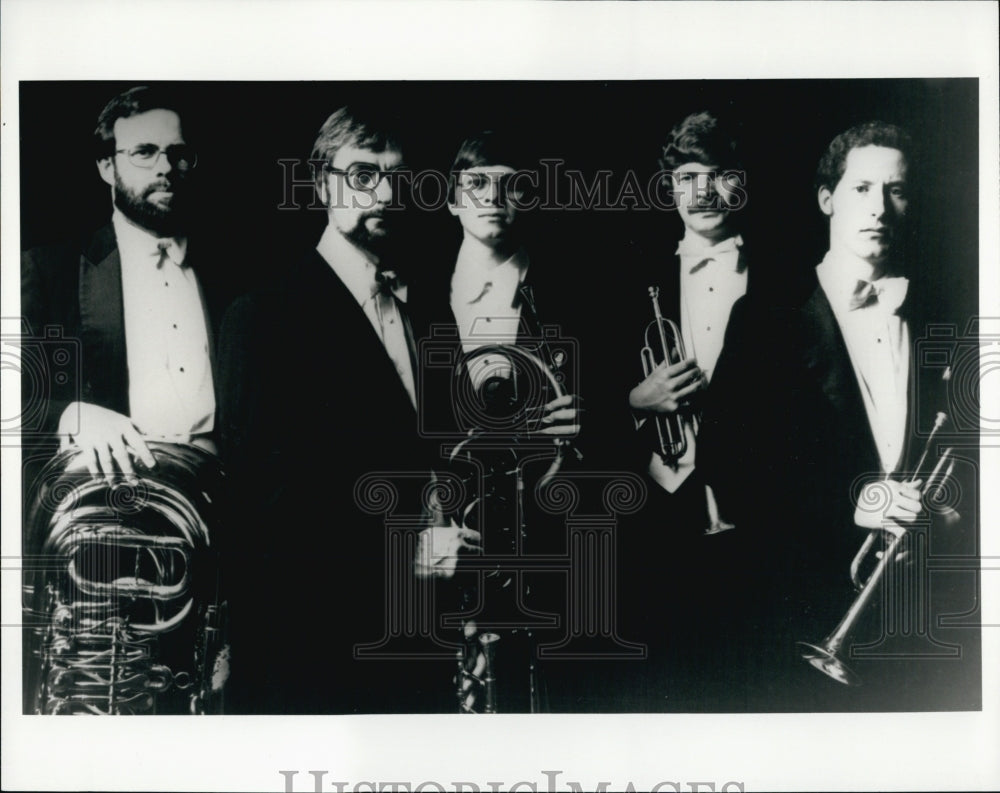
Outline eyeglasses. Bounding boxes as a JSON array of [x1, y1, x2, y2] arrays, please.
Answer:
[[324, 163, 401, 191], [115, 144, 198, 171], [456, 171, 527, 199]]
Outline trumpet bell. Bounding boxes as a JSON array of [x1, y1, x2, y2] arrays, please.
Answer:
[[797, 641, 862, 687]]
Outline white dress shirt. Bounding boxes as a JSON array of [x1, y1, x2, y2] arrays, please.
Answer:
[[648, 233, 747, 493], [816, 250, 910, 475], [316, 223, 417, 409], [449, 242, 529, 389], [113, 209, 215, 440]]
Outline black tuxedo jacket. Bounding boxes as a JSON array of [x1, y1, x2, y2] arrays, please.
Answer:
[[767, 271, 950, 616], [21, 224, 232, 441], [605, 238, 757, 525], [217, 249, 446, 713]]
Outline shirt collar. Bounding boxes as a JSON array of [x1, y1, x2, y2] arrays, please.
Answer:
[[316, 222, 406, 305], [676, 232, 743, 260], [816, 249, 907, 313], [112, 209, 188, 268], [451, 242, 529, 305]]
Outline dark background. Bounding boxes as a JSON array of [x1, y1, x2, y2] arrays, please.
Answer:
[[19, 79, 979, 327]]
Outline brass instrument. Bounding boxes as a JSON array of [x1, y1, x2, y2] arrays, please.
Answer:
[[456, 625, 500, 713], [449, 290, 577, 713], [641, 285, 690, 463], [640, 285, 734, 535], [797, 411, 956, 686], [23, 442, 228, 714]]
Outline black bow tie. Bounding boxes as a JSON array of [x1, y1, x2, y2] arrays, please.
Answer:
[[375, 269, 400, 294]]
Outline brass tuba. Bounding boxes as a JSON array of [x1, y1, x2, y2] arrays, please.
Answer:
[[22, 442, 229, 714]]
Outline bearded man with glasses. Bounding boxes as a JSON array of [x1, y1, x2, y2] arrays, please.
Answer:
[[217, 104, 461, 713], [21, 85, 230, 483]]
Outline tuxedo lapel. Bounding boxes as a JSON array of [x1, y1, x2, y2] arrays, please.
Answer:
[[78, 226, 128, 412], [305, 251, 417, 421], [800, 285, 878, 456]]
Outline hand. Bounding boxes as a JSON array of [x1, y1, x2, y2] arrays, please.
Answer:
[[414, 522, 482, 579], [628, 357, 706, 415], [534, 393, 582, 437], [59, 402, 155, 484], [854, 478, 924, 536]]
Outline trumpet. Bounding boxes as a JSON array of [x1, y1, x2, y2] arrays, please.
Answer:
[[641, 286, 690, 464], [797, 411, 957, 686], [640, 285, 734, 535]]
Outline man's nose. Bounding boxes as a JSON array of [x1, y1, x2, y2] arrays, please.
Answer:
[[697, 173, 717, 201], [871, 187, 888, 218], [152, 150, 173, 177], [484, 179, 504, 206], [373, 174, 393, 203]]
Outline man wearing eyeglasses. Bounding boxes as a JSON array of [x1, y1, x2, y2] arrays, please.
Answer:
[[21, 85, 226, 482], [217, 105, 457, 713]]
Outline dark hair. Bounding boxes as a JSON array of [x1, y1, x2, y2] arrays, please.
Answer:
[[659, 111, 741, 173], [93, 86, 189, 160], [310, 105, 403, 189], [449, 130, 534, 203], [815, 120, 913, 193]]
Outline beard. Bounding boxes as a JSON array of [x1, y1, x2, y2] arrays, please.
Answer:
[[340, 210, 395, 259], [113, 170, 189, 237]]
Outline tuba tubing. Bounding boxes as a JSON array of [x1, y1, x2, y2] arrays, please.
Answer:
[[23, 441, 229, 714]]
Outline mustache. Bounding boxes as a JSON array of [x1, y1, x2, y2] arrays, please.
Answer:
[[142, 178, 182, 195]]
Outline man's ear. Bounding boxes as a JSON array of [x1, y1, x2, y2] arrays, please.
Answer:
[[97, 157, 115, 187], [817, 185, 834, 217]]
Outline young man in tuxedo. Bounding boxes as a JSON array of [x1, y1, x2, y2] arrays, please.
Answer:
[[759, 121, 981, 710], [617, 110, 752, 710], [21, 85, 226, 481], [437, 130, 591, 711]]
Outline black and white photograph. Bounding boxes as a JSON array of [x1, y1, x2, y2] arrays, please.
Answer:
[[2, 2, 998, 791]]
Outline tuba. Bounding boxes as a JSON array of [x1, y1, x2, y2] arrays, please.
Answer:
[[22, 442, 229, 714], [797, 411, 958, 686]]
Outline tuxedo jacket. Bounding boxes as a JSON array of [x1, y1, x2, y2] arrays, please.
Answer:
[[20, 224, 232, 442], [217, 248, 446, 713], [607, 238, 758, 526], [765, 269, 953, 615]]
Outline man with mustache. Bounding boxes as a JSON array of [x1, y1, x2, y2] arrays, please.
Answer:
[[218, 105, 456, 713], [614, 110, 752, 709], [21, 85, 225, 482]]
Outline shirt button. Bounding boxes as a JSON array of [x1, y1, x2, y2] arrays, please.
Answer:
[[709, 286, 714, 292], [173, 324, 178, 329], [706, 326, 711, 331], [179, 367, 185, 373]]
